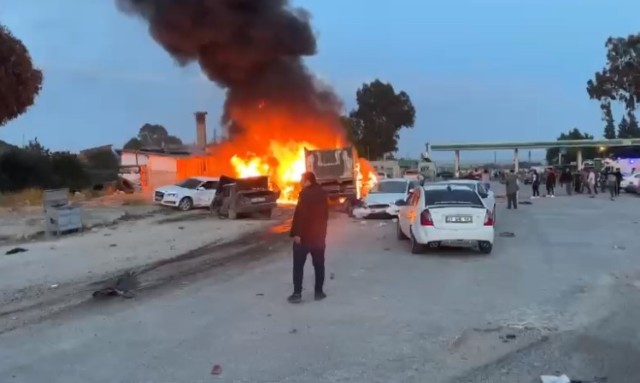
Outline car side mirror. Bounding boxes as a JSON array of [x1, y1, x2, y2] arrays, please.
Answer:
[[196, 186, 205, 191], [395, 199, 407, 206]]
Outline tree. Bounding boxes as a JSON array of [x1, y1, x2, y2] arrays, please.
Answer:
[[0, 24, 43, 126], [602, 102, 617, 139], [124, 123, 183, 149], [626, 111, 640, 138], [123, 137, 142, 150], [617, 116, 631, 138], [546, 128, 597, 164], [587, 34, 640, 115], [348, 80, 415, 160], [84, 149, 119, 171]]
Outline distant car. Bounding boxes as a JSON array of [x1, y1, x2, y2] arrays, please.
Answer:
[[621, 173, 640, 193], [403, 170, 421, 180], [154, 176, 220, 211], [354, 178, 420, 218], [431, 180, 496, 222], [395, 184, 495, 254], [437, 171, 454, 180]]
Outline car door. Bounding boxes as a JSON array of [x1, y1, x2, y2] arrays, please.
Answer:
[[401, 188, 420, 234], [399, 190, 415, 235], [195, 181, 219, 207], [477, 183, 495, 211]]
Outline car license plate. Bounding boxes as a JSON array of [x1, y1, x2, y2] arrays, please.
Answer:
[[251, 197, 266, 203], [446, 215, 472, 223]]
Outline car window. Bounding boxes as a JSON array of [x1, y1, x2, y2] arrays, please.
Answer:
[[201, 181, 219, 190], [477, 183, 486, 194], [370, 181, 408, 194], [424, 189, 484, 207], [176, 178, 202, 189]]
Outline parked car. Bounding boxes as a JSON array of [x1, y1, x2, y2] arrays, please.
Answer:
[[395, 184, 495, 254], [353, 178, 420, 218], [621, 173, 640, 193], [211, 175, 279, 219], [154, 176, 219, 211], [431, 180, 496, 223]]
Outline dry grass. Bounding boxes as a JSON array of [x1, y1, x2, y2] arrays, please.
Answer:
[[0, 188, 108, 208], [0, 189, 45, 208]]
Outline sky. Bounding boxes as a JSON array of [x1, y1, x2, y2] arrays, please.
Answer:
[[1, 0, 639, 162]]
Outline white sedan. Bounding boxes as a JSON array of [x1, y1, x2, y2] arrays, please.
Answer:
[[153, 177, 220, 211], [395, 184, 495, 254], [353, 178, 421, 218], [622, 173, 640, 193], [431, 180, 496, 223]]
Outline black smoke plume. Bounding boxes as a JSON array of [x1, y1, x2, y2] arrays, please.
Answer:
[[116, 0, 343, 142]]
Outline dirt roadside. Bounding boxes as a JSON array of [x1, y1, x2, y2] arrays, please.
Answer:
[[0, 207, 295, 334]]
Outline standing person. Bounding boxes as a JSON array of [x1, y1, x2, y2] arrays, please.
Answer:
[[607, 170, 617, 200], [545, 168, 556, 197], [614, 168, 623, 196], [560, 168, 572, 195], [288, 172, 329, 304], [481, 169, 491, 190], [505, 169, 518, 209], [587, 169, 596, 197], [531, 170, 540, 198]]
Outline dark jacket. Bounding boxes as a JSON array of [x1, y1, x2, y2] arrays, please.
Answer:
[[546, 172, 556, 185], [290, 183, 329, 247]]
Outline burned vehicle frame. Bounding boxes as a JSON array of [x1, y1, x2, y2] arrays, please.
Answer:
[[210, 175, 279, 219]]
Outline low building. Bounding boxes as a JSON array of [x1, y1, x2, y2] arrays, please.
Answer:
[[118, 148, 193, 191]]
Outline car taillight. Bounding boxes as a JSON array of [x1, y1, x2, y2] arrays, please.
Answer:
[[420, 209, 434, 226], [484, 209, 493, 226]]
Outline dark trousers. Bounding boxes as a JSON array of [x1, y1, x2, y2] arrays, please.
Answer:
[[546, 183, 554, 195], [532, 184, 539, 197], [507, 192, 517, 209], [616, 181, 621, 196], [293, 242, 325, 294]]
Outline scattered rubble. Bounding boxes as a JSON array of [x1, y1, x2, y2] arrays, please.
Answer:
[[210, 364, 222, 375], [499, 232, 515, 237], [5, 247, 27, 255]]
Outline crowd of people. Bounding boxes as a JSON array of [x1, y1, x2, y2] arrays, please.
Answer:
[[528, 167, 623, 200]]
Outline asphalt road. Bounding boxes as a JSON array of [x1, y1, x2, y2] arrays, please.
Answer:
[[2, 184, 640, 383]]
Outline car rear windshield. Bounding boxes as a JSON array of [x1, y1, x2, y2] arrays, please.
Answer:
[[370, 181, 407, 193], [424, 189, 483, 207]]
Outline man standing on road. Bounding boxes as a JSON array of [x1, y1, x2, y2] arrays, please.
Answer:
[[545, 168, 556, 197], [586, 169, 596, 197], [481, 169, 491, 191], [560, 168, 572, 195], [505, 169, 518, 209], [607, 170, 617, 200], [614, 168, 623, 196], [288, 172, 329, 304]]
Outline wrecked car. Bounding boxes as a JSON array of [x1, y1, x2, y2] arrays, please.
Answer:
[[210, 175, 279, 219]]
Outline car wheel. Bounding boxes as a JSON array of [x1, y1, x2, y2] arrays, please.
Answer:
[[409, 226, 424, 254], [396, 220, 408, 240], [178, 197, 193, 211], [478, 241, 493, 254]]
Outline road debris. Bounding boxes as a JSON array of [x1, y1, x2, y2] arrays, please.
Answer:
[[330, 273, 335, 280], [289, 328, 297, 334], [50, 284, 59, 289], [499, 232, 515, 237], [256, 293, 264, 296], [5, 247, 27, 255], [519, 201, 533, 205], [210, 364, 222, 375], [612, 245, 626, 250]]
